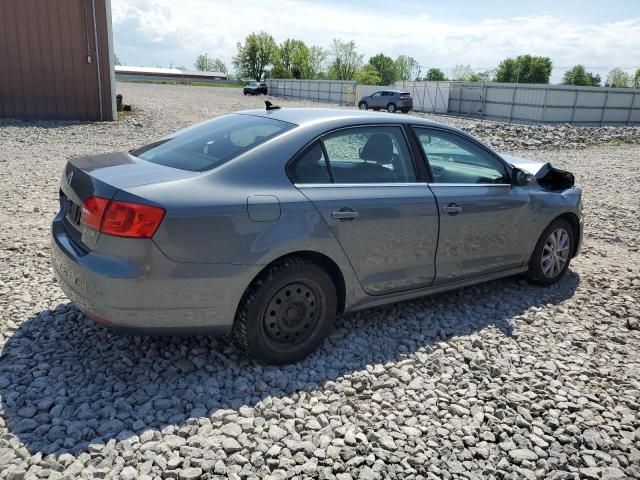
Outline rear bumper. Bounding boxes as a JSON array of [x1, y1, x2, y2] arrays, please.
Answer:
[[51, 218, 260, 334], [398, 100, 413, 109]]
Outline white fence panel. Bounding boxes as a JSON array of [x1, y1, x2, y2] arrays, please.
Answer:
[[266, 78, 640, 125]]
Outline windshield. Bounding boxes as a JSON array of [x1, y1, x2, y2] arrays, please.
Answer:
[[130, 114, 295, 172]]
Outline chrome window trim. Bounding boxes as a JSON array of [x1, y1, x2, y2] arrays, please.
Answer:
[[295, 182, 512, 188], [427, 183, 512, 187], [295, 182, 430, 188]]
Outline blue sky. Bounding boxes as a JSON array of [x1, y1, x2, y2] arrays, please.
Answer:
[[111, 0, 640, 83]]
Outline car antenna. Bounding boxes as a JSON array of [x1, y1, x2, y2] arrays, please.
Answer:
[[265, 101, 280, 111]]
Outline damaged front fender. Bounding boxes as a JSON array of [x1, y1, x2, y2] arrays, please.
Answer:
[[534, 163, 575, 191]]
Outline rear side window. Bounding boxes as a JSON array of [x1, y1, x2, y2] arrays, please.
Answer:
[[288, 142, 331, 184], [131, 114, 295, 172], [323, 126, 416, 183]]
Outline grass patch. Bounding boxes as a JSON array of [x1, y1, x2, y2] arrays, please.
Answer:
[[117, 109, 137, 120], [117, 79, 244, 89]]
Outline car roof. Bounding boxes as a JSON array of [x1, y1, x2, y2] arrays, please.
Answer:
[[236, 107, 454, 130]]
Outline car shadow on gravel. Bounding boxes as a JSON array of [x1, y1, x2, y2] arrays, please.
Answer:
[[0, 271, 580, 456]]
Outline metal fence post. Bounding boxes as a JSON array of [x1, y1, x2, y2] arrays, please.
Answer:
[[480, 82, 486, 119], [599, 89, 610, 126], [626, 90, 637, 126], [508, 85, 517, 123], [541, 85, 549, 123], [457, 84, 462, 115], [570, 88, 579, 125]]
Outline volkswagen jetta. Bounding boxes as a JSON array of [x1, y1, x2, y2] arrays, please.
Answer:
[[52, 106, 582, 364]]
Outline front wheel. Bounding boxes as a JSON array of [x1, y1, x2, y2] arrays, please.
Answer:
[[358, 101, 368, 110], [387, 103, 397, 113], [233, 258, 337, 365], [527, 219, 574, 286]]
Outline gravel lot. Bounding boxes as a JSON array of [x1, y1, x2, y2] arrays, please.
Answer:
[[0, 83, 639, 480]]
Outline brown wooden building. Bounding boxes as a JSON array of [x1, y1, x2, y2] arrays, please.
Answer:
[[0, 0, 116, 121]]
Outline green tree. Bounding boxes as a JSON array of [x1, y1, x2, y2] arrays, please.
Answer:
[[562, 65, 593, 86], [634, 68, 640, 89], [450, 64, 474, 81], [425, 68, 446, 81], [605, 68, 631, 87], [354, 65, 381, 85], [395, 55, 419, 81], [276, 39, 308, 76], [195, 54, 227, 73], [270, 63, 292, 79], [328, 39, 363, 80], [495, 55, 552, 83], [306, 46, 328, 79], [467, 71, 490, 82], [232, 31, 277, 80], [367, 53, 398, 85], [588, 72, 601, 87]]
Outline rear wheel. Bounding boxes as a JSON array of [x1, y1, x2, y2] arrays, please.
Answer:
[[400, 109, 410, 113], [233, 258, 337, 364], [387, 103, 397, 113], [358, 101, 368, 110], [527, 219, 574, 286]]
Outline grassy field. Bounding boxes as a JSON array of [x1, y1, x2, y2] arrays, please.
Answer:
[[116, 78, 244, 89]]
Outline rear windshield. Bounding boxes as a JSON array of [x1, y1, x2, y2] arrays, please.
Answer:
[[130, 114, 295, 172]]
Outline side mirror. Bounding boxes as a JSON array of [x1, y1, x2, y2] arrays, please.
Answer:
[[512, 167, 533, 187]]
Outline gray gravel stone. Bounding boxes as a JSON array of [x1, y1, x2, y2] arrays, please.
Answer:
[[0, 82, 638, 480]]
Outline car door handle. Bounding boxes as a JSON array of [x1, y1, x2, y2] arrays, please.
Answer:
[[331, 209, 359, 220], [442, 204, 463, 215]]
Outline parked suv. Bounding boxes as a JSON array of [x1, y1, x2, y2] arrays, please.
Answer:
[[243, 82, 268, 95], [358, 90, 413, 113]]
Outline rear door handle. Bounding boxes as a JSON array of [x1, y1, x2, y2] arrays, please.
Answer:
[[442, 204, 463, 215], [331, 208, 359, 220]]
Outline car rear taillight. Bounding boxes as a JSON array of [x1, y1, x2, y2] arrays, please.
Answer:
[[81, 196, 165, 238]]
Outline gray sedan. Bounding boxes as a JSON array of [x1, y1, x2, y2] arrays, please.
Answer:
[[52, 106, 582, 364]]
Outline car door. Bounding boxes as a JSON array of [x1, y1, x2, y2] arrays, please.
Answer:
[[412, 127, 530, 285], [288, 125, 439, 295], [369, 92, 383, 108]]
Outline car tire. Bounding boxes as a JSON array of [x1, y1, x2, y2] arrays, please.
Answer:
[[527, 219, 574, 286], [387, 103, 397, 113], [401, 109, 410, 113], [233, 257, 337, 365], [358, 101, 368, 110]]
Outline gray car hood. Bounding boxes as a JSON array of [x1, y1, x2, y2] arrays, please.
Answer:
[[500, 153, 575, 190], [500, 154, 546, 175]]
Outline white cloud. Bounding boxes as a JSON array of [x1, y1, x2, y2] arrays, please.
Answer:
[[111, 0, 640, 81]]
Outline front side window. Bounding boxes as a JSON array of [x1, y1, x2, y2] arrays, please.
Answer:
[[371, 92, 381, 98], [322, 126, 416, 183], [413, 128, 508, 184], [131, 114, 295, 172]]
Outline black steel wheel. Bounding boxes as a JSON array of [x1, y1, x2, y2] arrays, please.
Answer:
[[233, 257, 337, 364], [262, 281, 321, 347]]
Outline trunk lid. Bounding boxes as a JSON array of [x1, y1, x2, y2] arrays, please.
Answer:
[[59, 152, 198, 250]]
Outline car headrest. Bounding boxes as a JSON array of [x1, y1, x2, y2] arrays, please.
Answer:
[[360, 134, 393, 164]]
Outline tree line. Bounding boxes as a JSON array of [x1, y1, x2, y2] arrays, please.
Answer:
[[191, 32, 640, 88]]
